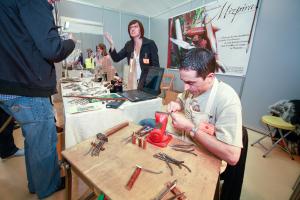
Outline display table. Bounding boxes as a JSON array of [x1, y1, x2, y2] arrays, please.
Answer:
[[61, 79, 162, 148], [62, 122, 221, 200]]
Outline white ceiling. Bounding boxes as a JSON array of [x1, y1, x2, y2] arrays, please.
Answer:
[[66, 0, 192, 17]]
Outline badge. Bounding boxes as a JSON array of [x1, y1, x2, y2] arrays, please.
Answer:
[[143, 58, 149, 64]]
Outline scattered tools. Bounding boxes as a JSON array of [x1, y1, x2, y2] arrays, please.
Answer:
[[155, 179, 177, 200], [166, 181, 187, 200], [153, 153, 191, 176], [138, 126, 154, 137], [87, 133, 108, 156], [166, 192, 185, 200], [123, 126, 153, 150], [122, 126, 144, 143], [122, 126, 153, 144], [138, 165, 163, 175], [63, 95, 127, 101], [133, 134, 148, 149], [170, 144, 194, 148], [86, 121, 129, 156], [170, 144, 197, 156], [126, 165, 162, 191]]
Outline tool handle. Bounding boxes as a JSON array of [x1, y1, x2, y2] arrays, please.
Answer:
[[126, 167, 142, 190], [63, 95, 128, 101], [105, 121, 129, 137], [167, 182, 187, 200]]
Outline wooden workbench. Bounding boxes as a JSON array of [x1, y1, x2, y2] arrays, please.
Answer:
[[62, 122, 221, 200]]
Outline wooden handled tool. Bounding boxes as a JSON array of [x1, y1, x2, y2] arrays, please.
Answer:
[[105, 121, 129, 137], [167, 181, 187, 200], [155, 180, 177, 200], [63, 95, 127, 101], [126, 166, 142, 190]]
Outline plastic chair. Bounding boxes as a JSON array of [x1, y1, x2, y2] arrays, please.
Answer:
[[251, 115, 295, 160]]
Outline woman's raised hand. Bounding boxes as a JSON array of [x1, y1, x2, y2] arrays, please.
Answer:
[[104, 32, 114, 49]]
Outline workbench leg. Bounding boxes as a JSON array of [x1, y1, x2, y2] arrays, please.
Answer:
[[62, 161, 72, 200]]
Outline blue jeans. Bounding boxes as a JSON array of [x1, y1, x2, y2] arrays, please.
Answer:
[[0, 97, 61, 199]]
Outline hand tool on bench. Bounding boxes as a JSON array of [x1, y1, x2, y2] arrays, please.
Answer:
[[63, 95, 127, 101], [153, 153, 191, 175], [155, 179, 177, 200], [126, 165, 142, 190], [125, 165, 163, 191], [86, 121, 129, 156], [104, 121, 129, 137], [170, 144, 197, 156]]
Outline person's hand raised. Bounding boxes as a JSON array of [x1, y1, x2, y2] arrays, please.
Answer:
[[68, 33, 77, 43], [104, 32, 114, 49]]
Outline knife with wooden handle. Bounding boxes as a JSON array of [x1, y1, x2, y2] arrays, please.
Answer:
[[155, 180, 177, 200], [126, 165, 142, 190]]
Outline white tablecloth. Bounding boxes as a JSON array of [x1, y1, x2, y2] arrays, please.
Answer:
[[61, 80, 162, 148]]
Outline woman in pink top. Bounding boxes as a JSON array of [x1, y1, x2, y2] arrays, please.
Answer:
[[95, 43, 117, 81]]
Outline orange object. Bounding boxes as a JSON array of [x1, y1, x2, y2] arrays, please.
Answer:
[[132, 134, 136, 144], [138, 137, 142, 147], [142, 139, 147, 149], [125, 166, 142, 190]]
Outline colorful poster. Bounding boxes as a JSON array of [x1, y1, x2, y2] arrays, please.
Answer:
[[168, 0, 259, 76]]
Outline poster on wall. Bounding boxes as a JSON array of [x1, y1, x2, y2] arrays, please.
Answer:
[[167, 0, 259, 76]]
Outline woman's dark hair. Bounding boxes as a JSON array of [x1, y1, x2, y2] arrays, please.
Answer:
[[98, 43, 108, 56], [180, 48, 225, 79], [128, 19, 144, 39]]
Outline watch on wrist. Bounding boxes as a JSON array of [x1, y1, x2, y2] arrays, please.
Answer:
[[190, 127, 198, 137]]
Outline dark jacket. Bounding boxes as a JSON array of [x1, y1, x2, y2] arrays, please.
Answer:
[[109, 37, 160, 69], [0, 0, 75, 97]]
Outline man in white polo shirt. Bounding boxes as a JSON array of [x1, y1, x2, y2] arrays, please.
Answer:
[[167, 48, 243, 166]]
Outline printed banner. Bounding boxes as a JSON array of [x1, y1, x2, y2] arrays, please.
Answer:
[[167, 0, 259, 76]]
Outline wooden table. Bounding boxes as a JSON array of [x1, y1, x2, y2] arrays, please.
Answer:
[[62, 123, 221, 200]]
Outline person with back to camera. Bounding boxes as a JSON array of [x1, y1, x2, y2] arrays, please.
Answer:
[[104, 19, 160, 82], [0, 0, 76, 198]]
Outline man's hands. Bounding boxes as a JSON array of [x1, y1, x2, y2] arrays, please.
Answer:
[[170, 112, 194, 132], [168, 100, 215, 136], [167, 101, 182, 113], [168, 100, 192, 131], [104, 32, 114, 50]]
